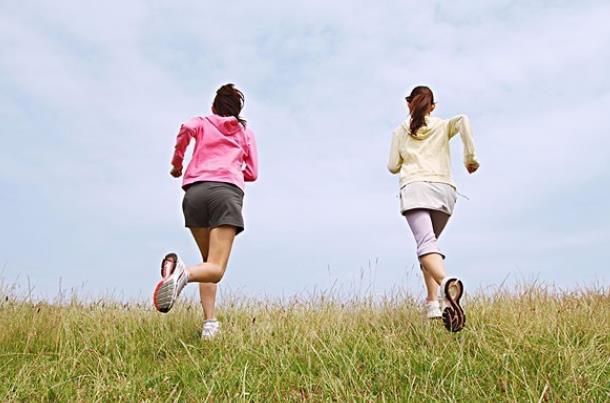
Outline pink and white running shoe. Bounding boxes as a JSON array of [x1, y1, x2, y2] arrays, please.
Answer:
[[153, 253, 188, 313]]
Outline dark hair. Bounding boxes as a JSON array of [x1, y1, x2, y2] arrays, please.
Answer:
[[406, 86, 434, 137], [212, 83, 247, 127]]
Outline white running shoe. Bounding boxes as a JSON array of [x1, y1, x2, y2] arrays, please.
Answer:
[[153, 253, 188, 313], [424, 300, 443, 319], [201, 319, 221, 340], [440, 277, 466, 332]]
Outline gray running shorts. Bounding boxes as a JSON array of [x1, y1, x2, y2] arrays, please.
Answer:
[[182, 181, 244, 234]]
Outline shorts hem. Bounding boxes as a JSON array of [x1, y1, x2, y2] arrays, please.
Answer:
[[185, 222, 244, 235], [418, 251, 446, 260], [402, 207, 452, 216]]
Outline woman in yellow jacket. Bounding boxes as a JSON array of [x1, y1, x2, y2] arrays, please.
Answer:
[[388, 86, 479, 332]]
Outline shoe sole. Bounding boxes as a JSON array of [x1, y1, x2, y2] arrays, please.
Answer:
[[154, 253, 181, 313], [442, 278, 465, 332], [153, 277, 177, 313]]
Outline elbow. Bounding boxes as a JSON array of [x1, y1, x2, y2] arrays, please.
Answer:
[[387, 164, 400, 174], [244, 171, 258, 182]]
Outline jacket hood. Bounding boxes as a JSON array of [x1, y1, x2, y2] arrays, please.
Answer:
[[206, 114, 243, 135], [401, 115, 441, 140]]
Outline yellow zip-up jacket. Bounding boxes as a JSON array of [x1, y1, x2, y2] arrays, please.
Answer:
[[387, 114, 479, 189]]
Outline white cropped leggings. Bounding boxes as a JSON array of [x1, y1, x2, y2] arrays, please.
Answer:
[[405, 209, 451, 258]]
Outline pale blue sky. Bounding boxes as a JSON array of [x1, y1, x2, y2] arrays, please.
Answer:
[[1, 1, 609, 301]]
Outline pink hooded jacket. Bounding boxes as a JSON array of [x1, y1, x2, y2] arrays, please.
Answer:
[[171, 115, 258, 191]]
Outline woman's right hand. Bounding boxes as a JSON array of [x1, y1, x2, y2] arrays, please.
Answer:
[[170, 166, 182, 178], [466, 162, 479, 174]]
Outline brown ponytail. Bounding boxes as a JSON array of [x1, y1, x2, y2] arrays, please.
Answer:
[[212, 83, 247, 127], [406, 86, 434, 137]]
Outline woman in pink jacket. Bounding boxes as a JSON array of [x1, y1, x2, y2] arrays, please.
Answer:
[[153, 84, 258, 339]]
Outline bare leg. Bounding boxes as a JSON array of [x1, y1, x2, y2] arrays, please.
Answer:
[[422, 268, 439, 302], [419, 253, 446, 285], [430, 210, 450, 240], [199, 284, 217, 320], [190, 228, 217, 320], [186, 225, 236, 284]]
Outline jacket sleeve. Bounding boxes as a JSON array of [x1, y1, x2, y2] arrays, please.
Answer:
[[447, 114, 479, 167], [243, 130, 259, 182], [171, 119, 198, 169], [387, 129, 403, 174]]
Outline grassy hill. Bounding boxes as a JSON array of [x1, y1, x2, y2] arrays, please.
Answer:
[[0, 285, 608, 401]]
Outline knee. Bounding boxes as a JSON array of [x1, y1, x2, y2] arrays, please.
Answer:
[[207, 263, 226, 284], [416, 232, 439, 257]]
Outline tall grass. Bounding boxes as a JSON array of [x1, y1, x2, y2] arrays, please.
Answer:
[[0, 283, 608, 401]]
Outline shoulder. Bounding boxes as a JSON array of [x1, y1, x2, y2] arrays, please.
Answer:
[[182, 116, 205, 131], [187, 116, 205, 124], [393, 121, 409, 137], [419, 115, 445, 128]]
